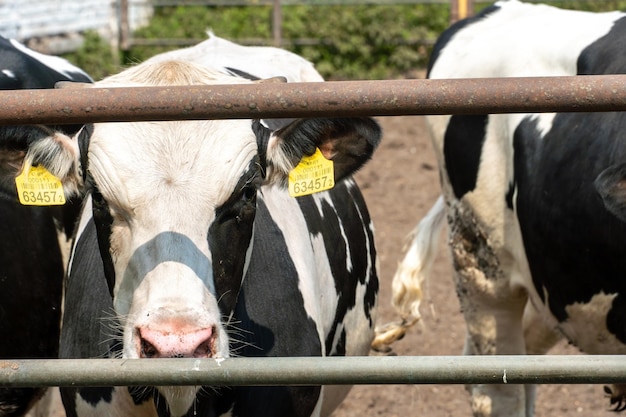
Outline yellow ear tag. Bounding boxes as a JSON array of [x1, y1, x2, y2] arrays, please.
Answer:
[[288, 148, 335, 197], [15, 165, 66, 206]]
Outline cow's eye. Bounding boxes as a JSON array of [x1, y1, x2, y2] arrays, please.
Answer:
[[213, 174, 259, 227], [234, 185, 257, 224], [241, 184, 257, 203]]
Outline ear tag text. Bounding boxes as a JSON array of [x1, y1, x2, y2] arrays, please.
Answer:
[[288, 148, 335, 197], [15, 165, 66, 206]]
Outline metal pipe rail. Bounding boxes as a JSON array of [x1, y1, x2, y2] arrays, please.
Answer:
[[2, 75, 626, 126], [1, 356, 625, 387]]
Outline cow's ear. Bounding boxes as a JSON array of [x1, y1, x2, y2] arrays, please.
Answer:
[[0, 125, 83, 202], [264, 117, 382, 185], [595, 163, 626, 222]]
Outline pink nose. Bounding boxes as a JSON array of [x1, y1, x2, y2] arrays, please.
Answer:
[[138, 326, 215, 358]]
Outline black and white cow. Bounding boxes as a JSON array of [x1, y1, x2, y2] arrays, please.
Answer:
[[0, 35, 92, 417], [389, 1, 626, 416], [24, 49, 378, 416]]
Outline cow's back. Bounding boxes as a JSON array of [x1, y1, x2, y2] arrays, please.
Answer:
[[428, 0, 626, 300]]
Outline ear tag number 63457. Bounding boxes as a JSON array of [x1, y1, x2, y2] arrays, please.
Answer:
[[288, 148, 335, 197], [15, 165, 66, 206]]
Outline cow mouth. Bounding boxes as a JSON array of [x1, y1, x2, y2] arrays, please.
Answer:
[[137, 325, 218, 359]]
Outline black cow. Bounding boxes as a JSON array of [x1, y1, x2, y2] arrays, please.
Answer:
[[0, 35, 92, 416]]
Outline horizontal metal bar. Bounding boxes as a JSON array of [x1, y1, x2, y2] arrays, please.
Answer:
[[2, 75, 626, 126], [0, 356, 625, 387]]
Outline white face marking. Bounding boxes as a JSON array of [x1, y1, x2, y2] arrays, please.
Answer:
[[89, 119, 257, 322], [85, 61, 259, 416]]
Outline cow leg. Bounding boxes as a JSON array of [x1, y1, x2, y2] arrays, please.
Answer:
[[448, 203, 528, 417], [458, 293, 527, 417], [522, 301, 562, 355], [520, 301, 563, 417]]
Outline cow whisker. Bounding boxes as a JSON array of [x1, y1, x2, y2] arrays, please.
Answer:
[[216, 290, 230, 306], [223, 319, 261, 355], [95, 310, 128, 358]]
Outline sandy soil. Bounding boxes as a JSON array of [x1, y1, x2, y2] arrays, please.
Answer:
[[333, 114, 618, 417]]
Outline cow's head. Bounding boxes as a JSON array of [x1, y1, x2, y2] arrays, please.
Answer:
[[0, 60, 380, 414]]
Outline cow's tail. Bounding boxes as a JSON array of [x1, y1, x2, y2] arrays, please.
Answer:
[[372, 196, 446, 354]]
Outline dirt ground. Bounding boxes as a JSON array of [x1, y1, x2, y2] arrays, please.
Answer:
[[331, 114, 620, 417]]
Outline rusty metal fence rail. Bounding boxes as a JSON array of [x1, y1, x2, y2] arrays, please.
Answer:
[[1, 74, 626, 387], [3, 75, 626, 126]]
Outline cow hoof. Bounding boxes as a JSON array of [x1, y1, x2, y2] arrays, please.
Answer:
[[604, 384, 626, 411], [371, 317, 419, 354]]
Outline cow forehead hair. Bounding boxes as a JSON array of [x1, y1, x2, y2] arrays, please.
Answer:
[[86, 59, 260, 214], [88, 119, 259, 217], [98, 59, 250, 87]]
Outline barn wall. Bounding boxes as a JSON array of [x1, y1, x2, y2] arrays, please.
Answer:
[[0, 0, 152, 53]]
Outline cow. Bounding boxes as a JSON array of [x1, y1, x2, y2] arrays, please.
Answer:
[[0, 35, 92, 417], [386, 1, 626, 416], [25, 45, 378, 416]]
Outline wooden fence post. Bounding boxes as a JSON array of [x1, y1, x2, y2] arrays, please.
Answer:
[[119, 0, 131, 51]]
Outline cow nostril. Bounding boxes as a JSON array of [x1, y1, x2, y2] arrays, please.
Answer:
[[193, 340, 212, 358], [140, 337, 158, 358], [193, 326, 216, 358]]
